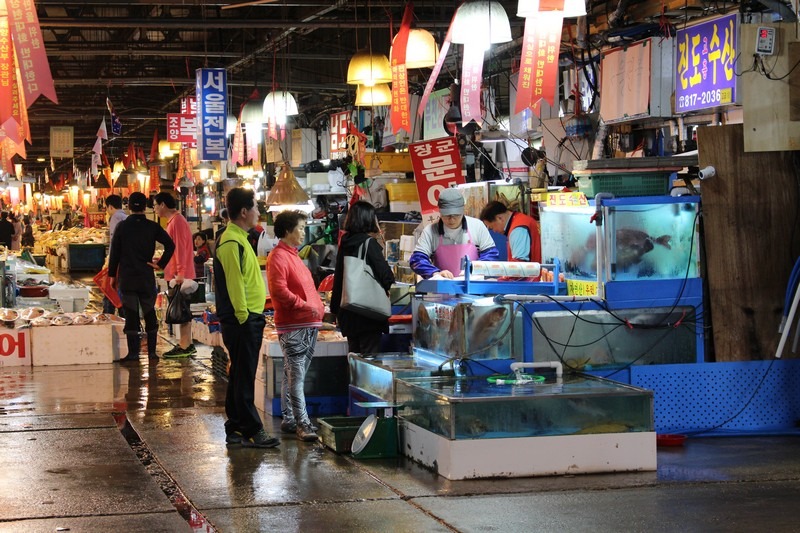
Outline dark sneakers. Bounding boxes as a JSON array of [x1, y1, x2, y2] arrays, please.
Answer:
[[296, 422, 318, 442], [162, 344, 197, 359], [280, 419, 297, 433], [241, 429, 280, 448], [225, 431, 243, 445], [117, 355, 140, 364]]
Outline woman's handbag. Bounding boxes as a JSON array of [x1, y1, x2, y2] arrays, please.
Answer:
[[340, 238, 391, 320], [165, 284, 192, 324]]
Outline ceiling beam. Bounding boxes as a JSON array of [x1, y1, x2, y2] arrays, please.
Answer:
[[36, 17, 466, 30]]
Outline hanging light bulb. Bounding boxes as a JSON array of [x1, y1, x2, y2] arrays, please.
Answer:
[[347, 50, 392, 86], [193, 160, 216, 182], [390, 29, 439, 69], [262, 91, 299, 127], [451, 1, 512, 51], [355, 84, 392, 107]]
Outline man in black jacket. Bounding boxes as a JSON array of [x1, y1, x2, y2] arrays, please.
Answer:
[[0, 212, 14, 248], [108, 192, 175, 363]]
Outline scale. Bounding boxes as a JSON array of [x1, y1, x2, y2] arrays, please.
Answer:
[[351, 402, 399, 459]]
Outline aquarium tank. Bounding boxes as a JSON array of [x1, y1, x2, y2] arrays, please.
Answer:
[[540, 196, 700, 282]]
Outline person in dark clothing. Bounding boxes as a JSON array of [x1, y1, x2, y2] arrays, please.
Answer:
[[108, 192, 175, 363], [193, 232, 211, 279], [330, 201, 395, 354], [0, 212, 15, 248], [21, 217, 34, 248]]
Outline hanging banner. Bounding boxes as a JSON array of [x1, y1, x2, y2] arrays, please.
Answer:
[[329, 111, 351, 157], [6, 0, 58, 106], [460, 44, 484, 126], [106, 98, 122, 136], [390, 3, 413, 134], [96, 118, 108, 140], [0, 16, 16, 133], [49, 126, 74, 158], [195, 68, 227, 160], [167, 113, 196, 143], [675, 13, 737, 113], [181, 96, 197, 114], [231, 118, 245, 165], [417, 14, 455, 117], [516, 12, 563, 114], [409, 136, 464, 224]]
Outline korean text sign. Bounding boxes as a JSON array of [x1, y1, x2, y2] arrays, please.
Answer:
[[195, 68, 227, 160], [410, 137, 464, 218], [675, 14, 737, 113]]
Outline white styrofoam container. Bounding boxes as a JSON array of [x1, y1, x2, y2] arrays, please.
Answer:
[[56, 298, 87, 313], [48, 285, 90, 300], [32, 324, 114, 365], [0, 327, 31, 366], [265, 339, 348, 358], [389, 200, 421, 213]]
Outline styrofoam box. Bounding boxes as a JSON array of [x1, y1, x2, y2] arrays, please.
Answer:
[[265, 339, 348, 358], [56, 298, 87, 313], [389, 200, 421, 213], [32, 324, 114, 365], [48, 285, 90, 300], [0, 327, 31, 366]]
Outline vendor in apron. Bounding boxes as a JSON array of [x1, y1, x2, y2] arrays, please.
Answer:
[[410, 188, 500, 279]]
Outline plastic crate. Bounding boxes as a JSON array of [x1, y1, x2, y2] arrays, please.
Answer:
[[317, 416, 367, 453], [575, 171, 672, 198]]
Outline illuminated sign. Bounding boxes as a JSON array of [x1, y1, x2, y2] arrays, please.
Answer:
[[675, 14, 738, 113]]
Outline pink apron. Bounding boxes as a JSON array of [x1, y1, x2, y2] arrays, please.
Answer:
[[434, 230, 478, 275]]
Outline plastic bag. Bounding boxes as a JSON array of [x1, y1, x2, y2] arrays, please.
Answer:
[[165, 284, 191, 324], [93, 267, 121, 308]]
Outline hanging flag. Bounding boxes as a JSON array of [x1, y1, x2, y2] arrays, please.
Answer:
[[390, 3, 414, 134], [92, 137, 102, 155], [231, 118, 245, 165], [516, 11, 564, 114], [149, 129, 159, 164], [97, 118, 108, 140], [417, 13, 456, 117], [91, 151, 101, 177], [6, 0, 58, 106], [106, 98, 122, 136]]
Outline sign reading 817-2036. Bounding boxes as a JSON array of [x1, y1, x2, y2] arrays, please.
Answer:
[[675, 14, 737, 114]]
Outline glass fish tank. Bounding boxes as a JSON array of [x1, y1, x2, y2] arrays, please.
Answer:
[[532, 306, 699, 368], [348, 352, 443, 404], [396, 373, 653, 440], [540, 196, 700, 281], [412, 295, 521, 360]]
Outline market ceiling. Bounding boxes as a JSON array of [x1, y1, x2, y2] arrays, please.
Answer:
[[18, 0, 761, 176]]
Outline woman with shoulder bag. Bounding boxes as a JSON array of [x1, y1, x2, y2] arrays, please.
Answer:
[[331, 201, 395, 354]]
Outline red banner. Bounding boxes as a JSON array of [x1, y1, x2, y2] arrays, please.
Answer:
[[390, 3, 413, 134], [6, 0, 58, 105], [516, 12, 563, 114], [329, 111, 351, 155], [460, 44, 484, 126], [409, 137, 464, 222], [231, 118, 245, 165], [0, 16, 14, 129], [167, 113, 196, 143]]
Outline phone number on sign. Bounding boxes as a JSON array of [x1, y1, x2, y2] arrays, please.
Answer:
[[678, 88, 731, 110]]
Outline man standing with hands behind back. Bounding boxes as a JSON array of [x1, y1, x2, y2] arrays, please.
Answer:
[[153, 192, 197, 358], [215, 188, 278, 448], [108, 192, 175, 363]]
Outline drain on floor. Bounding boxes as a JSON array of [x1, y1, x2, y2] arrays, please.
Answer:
[[118, 416, 216, 532]]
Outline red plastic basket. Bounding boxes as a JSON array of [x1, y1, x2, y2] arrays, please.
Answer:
[[93, 266, 122, 308]]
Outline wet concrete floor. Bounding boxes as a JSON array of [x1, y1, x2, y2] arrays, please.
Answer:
[[2, 343, 800, 532]]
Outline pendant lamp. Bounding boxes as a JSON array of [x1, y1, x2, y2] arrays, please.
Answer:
[[114, 169, 133, 189], [240, 97, 265, 124], [390, 29, 439, 69], [355, 84, 392, 107], [347, 50, 392, 86], [94, 174, 111, 189], [451, 1, 512, 49], [262, 91, 299, 127], [517, 0, 587, 17], [266, 163, 309, 206]]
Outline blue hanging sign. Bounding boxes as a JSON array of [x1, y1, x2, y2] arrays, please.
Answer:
[[195, 68, 228, 160], [675, 14, 738, 113]]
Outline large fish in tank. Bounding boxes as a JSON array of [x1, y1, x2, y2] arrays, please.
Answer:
[[567, 228, 672, 276]]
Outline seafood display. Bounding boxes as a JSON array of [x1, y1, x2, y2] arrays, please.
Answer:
[[19, 307, 46, 321], [540, 198, 700, 281], [413, 298, 514, 359], [0, 308, 19, 322], [396, 374, 653, 440]]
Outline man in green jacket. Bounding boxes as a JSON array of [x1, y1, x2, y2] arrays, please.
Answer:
[[214, 187, 278, 449]]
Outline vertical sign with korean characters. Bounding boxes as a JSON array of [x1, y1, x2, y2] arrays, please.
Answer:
[[329, 111, 350, 158], [166, 113, 197, 143], [195, 68, 227, 160], [49, 126, 73, 158], [409, 137, 464, 223], [676, 14, 737, 113]]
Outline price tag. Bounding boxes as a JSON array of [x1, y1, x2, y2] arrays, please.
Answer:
[[566, 279, 598, 297]]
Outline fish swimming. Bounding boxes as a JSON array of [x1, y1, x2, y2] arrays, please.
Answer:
[[468, 306, 509, 354], [569, 228, 671, 273]]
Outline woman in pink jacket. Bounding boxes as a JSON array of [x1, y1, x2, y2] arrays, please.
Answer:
[[266, 210, 324, 442]]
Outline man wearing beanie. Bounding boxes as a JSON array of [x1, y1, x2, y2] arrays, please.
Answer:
[[108, 192, 175, 363], [410, 187, 499, 279]]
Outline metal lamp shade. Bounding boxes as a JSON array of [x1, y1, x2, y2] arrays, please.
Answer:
[[266, 164, 309, 206], [240, 97, 265, 124], [94, 174, 111, 189]]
